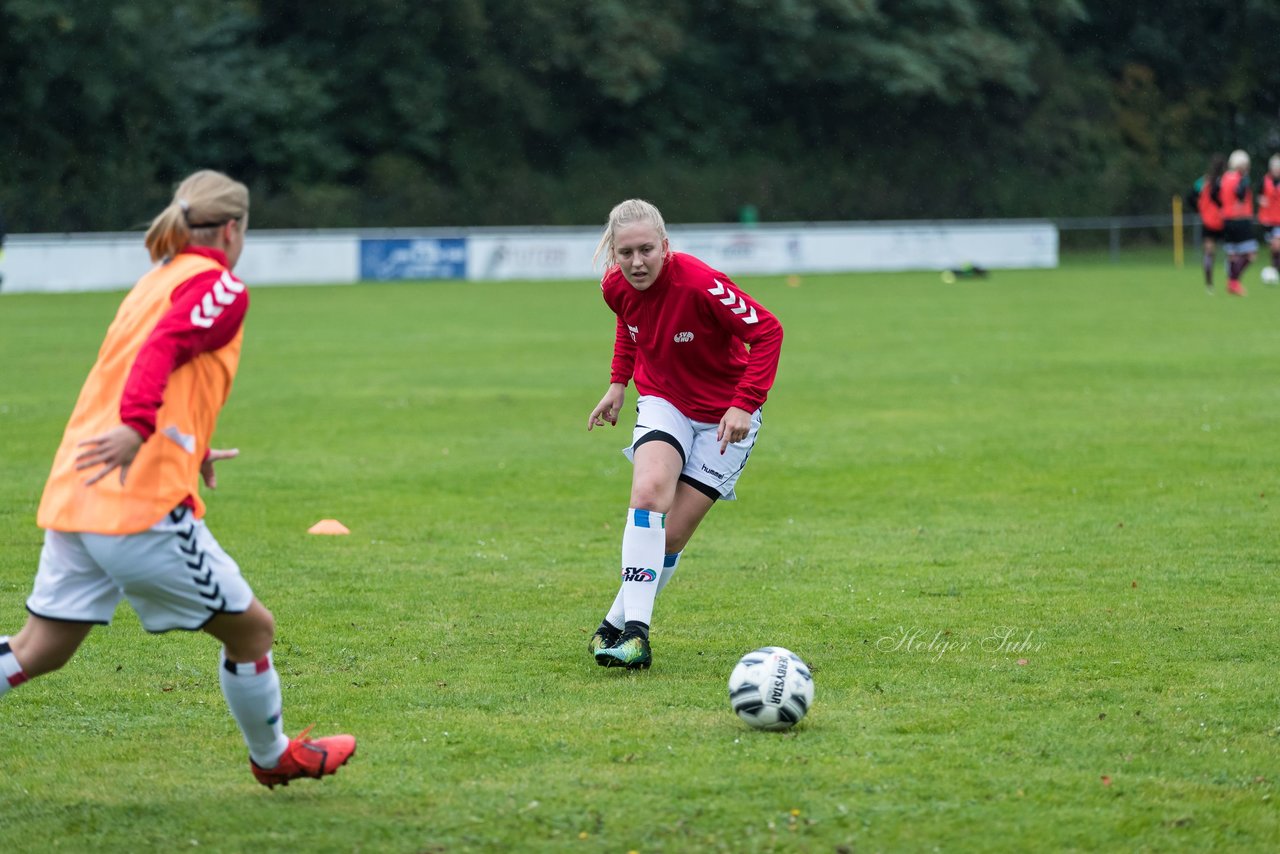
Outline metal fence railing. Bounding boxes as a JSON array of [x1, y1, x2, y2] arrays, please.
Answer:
[[1053, 214, 1183, 261]]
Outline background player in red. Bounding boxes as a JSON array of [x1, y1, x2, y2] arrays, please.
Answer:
[[585, 199, 784, 669], [1219, 149, 1256, 296], [1257, 154, 1280, 280], [0, 170, 355, 788], [1192, 154, 1226, 292]]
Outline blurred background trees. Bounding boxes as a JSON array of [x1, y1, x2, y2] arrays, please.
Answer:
[[3, 0, 1279, 231]]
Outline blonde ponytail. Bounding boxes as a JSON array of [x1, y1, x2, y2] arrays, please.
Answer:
[[145, 170, 249, 262]]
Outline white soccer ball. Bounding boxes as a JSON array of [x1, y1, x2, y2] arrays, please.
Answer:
[[1262, 266, 1279, 285], [728, 646, 814, 731]]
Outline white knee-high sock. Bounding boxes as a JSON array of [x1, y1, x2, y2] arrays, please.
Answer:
[[656, 551, 682, 595], [0, 636, 29, 697], [220, 651, 289, 767], [604, 586, 626, 631], [605, 550, 682, 629], [620, 508, 665, 633]]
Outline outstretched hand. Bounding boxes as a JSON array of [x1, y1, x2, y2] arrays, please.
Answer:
[[717, 406, 752, 454], [75, 425, 144, 486], [201, 448, 240, 489], [588, 384, 626, 431]]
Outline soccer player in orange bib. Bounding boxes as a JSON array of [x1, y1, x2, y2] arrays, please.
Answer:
[[1193, 154, 1226, 292], [586, 199, 784, 669], [1219, 149, 1257, 296], [0, 170, 355, 788], [1257, 154, 1280, 281]]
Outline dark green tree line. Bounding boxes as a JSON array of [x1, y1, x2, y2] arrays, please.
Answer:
[[3, 0, 1279, 232]]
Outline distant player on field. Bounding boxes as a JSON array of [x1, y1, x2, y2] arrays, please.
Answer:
[[1219, 149, 1256, 296], [586, 199, 784, 669], [1191, 154, 1226, 292], [1256, 153, 1280, 279], [0, 170, 355, 788]]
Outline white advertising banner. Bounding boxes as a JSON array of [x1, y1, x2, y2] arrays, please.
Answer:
[[2, 235, 154, 294], [1, 221, 1056, 294], [465, 233, 603, 281], [465, 221, 1057, 282], [671, 222, 1058, 274], [231, 233, 360, 285], [0, 232, 361, 294]]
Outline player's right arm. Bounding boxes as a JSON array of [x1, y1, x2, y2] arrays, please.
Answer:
[[589, 281, 635, 431], [589, 319, 632, 430], [588, 382, 626, 431]]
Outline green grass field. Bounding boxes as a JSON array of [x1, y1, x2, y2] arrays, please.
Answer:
[[2, 258, 1278, 852]]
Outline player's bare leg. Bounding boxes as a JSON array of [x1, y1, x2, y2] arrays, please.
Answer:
[[1202, 237, 1216, 291], [1228, 249, 1255, 296], [664, 482, 715, 558], [1, 615, 93, 694]]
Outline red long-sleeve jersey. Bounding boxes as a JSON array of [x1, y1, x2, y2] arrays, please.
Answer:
[[120, 246, 249, 440], [601, 252, 783, 423]]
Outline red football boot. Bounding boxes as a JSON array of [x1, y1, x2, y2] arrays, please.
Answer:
[[251, 725, 356, 788]]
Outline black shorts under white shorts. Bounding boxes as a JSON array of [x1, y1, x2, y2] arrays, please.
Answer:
[[1223, 219, 1255, 245]]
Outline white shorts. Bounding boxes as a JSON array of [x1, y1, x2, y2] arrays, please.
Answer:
[[27, 507, 254, 633], [623, 395, 762, 501]]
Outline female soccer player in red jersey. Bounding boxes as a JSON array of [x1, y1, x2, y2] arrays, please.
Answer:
[[585, 199, 784, 669], [1257, 154, 1280, 279], [1194, 154, 1226, 292], [0, 171, 355, 788], [1219, 149, 1257, 296]]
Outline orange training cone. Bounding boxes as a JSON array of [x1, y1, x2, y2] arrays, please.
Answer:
[[308, 519, 350, 535]]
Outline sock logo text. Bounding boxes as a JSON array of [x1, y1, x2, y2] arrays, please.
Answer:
[[621, 567, 657, 582]]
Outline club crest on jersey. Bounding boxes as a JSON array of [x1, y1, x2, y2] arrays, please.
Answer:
[[627, 323, 639, 342], [621, 566, 657, 583], [673, 331, 694, 343]]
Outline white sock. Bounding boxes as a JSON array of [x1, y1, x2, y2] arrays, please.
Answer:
[[605, 550, 681, 628], [0, 636, 29, 697], [220, 651, 289, 767], [620, 508, 665, 631], [656, 551, 682, 595], [604, 587, 625, 631]]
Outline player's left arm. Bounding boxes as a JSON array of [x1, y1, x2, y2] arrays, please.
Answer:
[[118, 270, 249, 439], [77, 271, 248, 485], [697, 275, 784, 449]]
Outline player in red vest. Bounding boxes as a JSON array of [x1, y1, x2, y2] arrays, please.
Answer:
[[1192, 155, 1226, 292], [0, 171, 355, 788], [1219, 149, 1256, 296], [586, 199, 784, 669], [1257, 154, 1280, 280]]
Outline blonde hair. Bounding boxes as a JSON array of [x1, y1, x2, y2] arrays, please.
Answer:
[[1228, 149, 1250, 172], [592, 199, 668, 269], [144, 170, 249, 262]]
